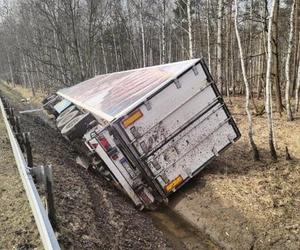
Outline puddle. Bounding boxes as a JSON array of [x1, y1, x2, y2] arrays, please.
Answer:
[[149, 207, 219, 249]]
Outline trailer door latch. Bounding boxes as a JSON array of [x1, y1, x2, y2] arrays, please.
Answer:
[[174, 79, 181, 89]]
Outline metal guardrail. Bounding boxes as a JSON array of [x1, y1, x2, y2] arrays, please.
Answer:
[[0, 98, 60, 250]]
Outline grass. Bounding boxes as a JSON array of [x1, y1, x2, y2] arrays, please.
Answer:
[[1, 81, 48, 107]]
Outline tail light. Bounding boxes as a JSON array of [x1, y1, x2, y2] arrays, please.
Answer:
[[137, 187, 155, 205], [98, 136, 112, 151], [88, 141, 98, 149]]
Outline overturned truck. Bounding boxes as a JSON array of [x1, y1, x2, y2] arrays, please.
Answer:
[[44, 58, 240, 209]]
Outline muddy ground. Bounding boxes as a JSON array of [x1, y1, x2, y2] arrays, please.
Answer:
[[0, 85, 177, 249], [1, 82, 300, 250]]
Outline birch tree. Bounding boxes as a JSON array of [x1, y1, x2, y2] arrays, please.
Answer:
[[217, 0, 223, 90], [139, 0, 146, 67], [161, 0, 166, 64], [295, 38, 300, 112], [265, 0, 277, 160], [186, 0, 193, 59], [285, 0, 296, 121], [206, 0, 211, 70], [234, 0, 259, 161], [273, 0, 283, 114]]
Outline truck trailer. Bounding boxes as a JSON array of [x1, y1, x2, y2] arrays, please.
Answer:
[[45, 58, 240, 209]]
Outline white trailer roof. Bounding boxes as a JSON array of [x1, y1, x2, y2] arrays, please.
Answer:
[[57, 59, 201, 121]]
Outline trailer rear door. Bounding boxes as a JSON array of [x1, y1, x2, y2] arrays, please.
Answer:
[[116, 60, 240, 195]]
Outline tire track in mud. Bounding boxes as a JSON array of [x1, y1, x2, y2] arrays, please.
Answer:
[[78, 167, 125, 249]]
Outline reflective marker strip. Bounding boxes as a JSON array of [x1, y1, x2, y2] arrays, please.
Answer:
[[122, 109, 143, 128], [164, 175, 183, 192]]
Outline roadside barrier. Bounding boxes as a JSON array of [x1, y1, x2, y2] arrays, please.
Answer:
[[0, 95, 60, 250]]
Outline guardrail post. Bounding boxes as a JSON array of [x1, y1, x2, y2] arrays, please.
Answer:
[[5, 105, 11, 116], [14, 116, 25, 152], [23, 132, 33, 168], [15, 116, 21, 133], [8, 108, 16, 131], [2, 98, 7, 109], [44, 165, 57, 231]]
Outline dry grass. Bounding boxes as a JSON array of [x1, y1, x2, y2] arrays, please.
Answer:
[[206, 96, 300, 247], [2, 82, 47, 107]]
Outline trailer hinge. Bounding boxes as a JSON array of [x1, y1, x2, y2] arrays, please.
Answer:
[[227, 134, 235, 143], [130, 126, 141, 138], [184, 167, 192, 178], [144, 100, 151, 111], [174, 78, 181, 89], [212, 146, 219, 156], [192, 65, 199, 76]]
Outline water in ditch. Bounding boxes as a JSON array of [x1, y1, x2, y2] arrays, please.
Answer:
[[149, 207, 219, 250]]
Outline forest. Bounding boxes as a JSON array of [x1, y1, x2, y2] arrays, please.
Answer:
[[0, 0, 299, 159], [1, 1, 300, 249]]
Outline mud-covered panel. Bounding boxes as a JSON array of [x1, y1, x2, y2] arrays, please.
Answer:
[[146, 105, 237, 180], [120, 63, 211, 156], [154, 122, 237, 191], [132, 86, 217, 156]]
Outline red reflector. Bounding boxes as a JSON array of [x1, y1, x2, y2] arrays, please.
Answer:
[[111, 154, 119, 160], [89, 142, 98, 149], [98, 136, 111, 151]]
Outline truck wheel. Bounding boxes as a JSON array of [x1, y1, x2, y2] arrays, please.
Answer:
[[61, 113, 96, 141], [42, 94, 56, 105], [56, 105, 77, 122], [57, 110, 80, 130], [43, 96, 60, 116]]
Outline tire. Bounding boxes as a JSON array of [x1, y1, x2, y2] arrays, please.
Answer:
[[56, 110, 80, 130], [43, 96, 61, 116], [56, 105, 77, 122], [61, 113, 96, 141], [42, 94, 56, 105]]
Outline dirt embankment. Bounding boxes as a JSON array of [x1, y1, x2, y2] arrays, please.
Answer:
[[0, 84, 174, 249], [0, 106, 42, 249]]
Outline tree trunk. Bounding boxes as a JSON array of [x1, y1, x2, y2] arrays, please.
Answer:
[[285, 0, 296, 121], [217, 0, 223, 91], [266, 0, 278, 160], [161, 0, 166, 64], [6, 48, 15, 87], [295, 34, 300, 112], [139, 0, 146, 67], [187, 0, 193, 59], [273, 0, 283, 114], [53, 31, 66, 84], [206, 0, 211, 70], [234, 0, 259, 161], [292, 0, 299, 94], [272, 0, 283, 115], [112, 27, 120, 71], [100, 34, 108, 74]]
